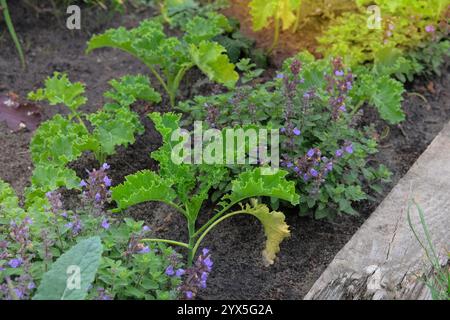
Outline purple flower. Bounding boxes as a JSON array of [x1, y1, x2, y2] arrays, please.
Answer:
[[102, 163, 111, 170], [142, 226, 151, 232], [280, 127, 286, 133], [203, 257, 213, 271], [165, 265, 175, 276], [310, 168, 319, 177], [335, 70, 344, 77], [176, 269, 186, 277], [185, 291, 193, 299], [27, 282, 36, 290], [285, 161, 293, 168], [303, 92, 311, 99], [14, 288, 24, 299], [103, 176, 112, 187], [65, 222, 74, 229], [137, 246, 150, 254], [276, 73, 285, 79], [8, 258, 23, 268], [335, 149, 344, 158], [101, 218, 110, 230], [293, 128, 301, 136], [79, 180, 87, 188], [307, 149, 315, 158], [345, 144, 354, 154], [325, 162, 333, 173], [293, 166, 300, 173], [425, 25, 435, 33], [95, 193, 101, 203], [303, 173, 310, 182], [202, 248, 209, 256], [346, 82, 353, 90], [60, 212, 68, 218], [339, 105, 347, 112]]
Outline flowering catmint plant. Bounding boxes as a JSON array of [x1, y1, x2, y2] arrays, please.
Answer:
[[80, 163, 112, 216], [1, 173, 182, 300], [178, 53, 391, 219], [178, 248, 213, 300], [325, 57, 353, 120]]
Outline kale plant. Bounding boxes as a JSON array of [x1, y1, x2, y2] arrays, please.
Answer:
[[110, 112, 299, 284], [87, 14, 239, 107], [178, 53, 392, 219], [27, 72, 159, 203]]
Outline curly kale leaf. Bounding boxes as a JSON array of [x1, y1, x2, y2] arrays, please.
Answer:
[[104, 75, 161, 108], [87, 108, 144, 157], [31, 114, 92, 166], [111, 170, 177, 212], [220, 167, 300, 211], [189, 41, 239, 89], [0, 180, 25, 221], [28, 72, 87, 113], [353, 72, 405, 124], [183, 12, 232, 45]]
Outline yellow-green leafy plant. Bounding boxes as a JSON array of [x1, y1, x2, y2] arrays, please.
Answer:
[[249, 0, 302, 51], [318, 0, 450, 66]]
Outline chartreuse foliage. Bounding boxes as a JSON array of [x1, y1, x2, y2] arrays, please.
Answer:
[[86, 14, 239, 107], [111, 112, 299, 266], [27, 73, 151, 203], [33, 237, 103, 300], [249, 0, 302, 50], [318, 0, 450, 67]]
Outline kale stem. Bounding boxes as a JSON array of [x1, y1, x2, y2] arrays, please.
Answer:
[[292, 3, 302, 33], [141, 238, 189, 248], [187, 219, 196, 266], [192, 211, 246, 258], [269, 17, 280, 53]]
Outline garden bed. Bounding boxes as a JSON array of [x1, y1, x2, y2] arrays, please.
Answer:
[[0, 3, 449, 299]]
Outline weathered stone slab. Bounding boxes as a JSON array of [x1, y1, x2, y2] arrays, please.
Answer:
[[305, 121, 450, 300]]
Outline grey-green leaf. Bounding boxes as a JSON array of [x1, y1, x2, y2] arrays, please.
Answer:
[[33, 237, 103, 300]]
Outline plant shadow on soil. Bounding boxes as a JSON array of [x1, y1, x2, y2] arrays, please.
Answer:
[[0, 3, 449, 299]]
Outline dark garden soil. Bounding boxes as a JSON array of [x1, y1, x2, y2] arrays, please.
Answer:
[[0, 3, 449, 300]]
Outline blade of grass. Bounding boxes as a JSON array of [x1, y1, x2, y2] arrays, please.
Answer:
[[1, 0, 26, 69]]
